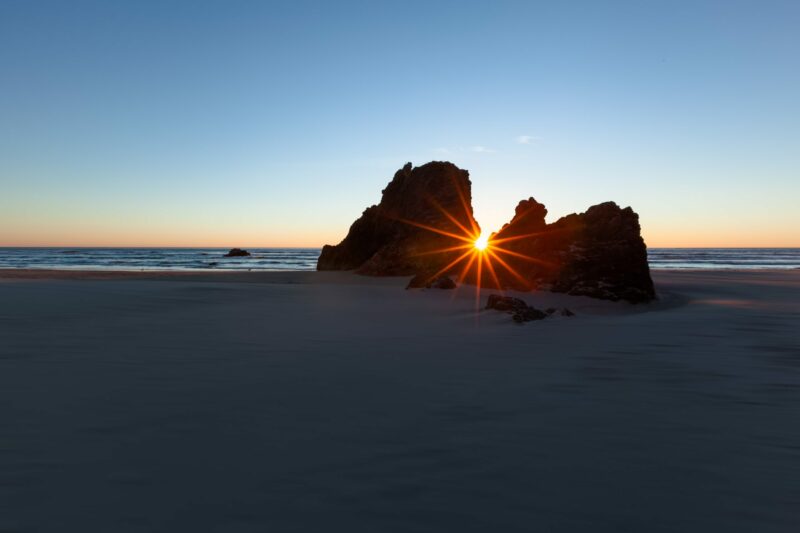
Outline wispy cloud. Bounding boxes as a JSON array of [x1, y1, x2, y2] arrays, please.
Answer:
[[470, 145, 496, 154], [515, 135, 540, 145]]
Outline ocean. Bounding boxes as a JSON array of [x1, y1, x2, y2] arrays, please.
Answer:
[[0, 247, 798, 271], [647, 248, 800, 269], [0, 248, 320, 271]]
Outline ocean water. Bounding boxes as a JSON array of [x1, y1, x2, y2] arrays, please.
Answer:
[[0, 247, 798, 271], [647, 248, 800, 269], [0, 248, 321, 271]]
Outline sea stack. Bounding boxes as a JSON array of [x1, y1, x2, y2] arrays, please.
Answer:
[[318, 161, 655, 303], [224, 248, 251, 257], [489, 198, 656, 303], [317, 161, 479, 276]]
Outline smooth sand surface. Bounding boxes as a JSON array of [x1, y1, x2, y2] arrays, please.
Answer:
[[1, 269, 798, 531]]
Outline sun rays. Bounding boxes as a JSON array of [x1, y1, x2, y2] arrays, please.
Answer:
[[399, 185, 550, 305]]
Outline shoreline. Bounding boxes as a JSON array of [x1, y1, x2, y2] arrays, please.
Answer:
[[0, 268, 798, 296], [1, 266, 799, 277]]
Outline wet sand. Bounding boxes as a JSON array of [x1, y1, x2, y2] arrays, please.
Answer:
[[1, 269, 798, 531]]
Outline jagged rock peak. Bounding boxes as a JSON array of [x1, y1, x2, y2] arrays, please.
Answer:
[[317, 161, 479, 276], [491, 199, 655, 303]]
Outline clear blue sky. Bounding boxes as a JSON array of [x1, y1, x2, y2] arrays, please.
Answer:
[[1, 0, 798, 247]]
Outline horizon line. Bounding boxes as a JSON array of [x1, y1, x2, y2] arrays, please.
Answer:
[[2, 245, 800, 250]]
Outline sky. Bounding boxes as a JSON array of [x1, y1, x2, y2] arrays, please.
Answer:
[[1, 0, 798, 248]]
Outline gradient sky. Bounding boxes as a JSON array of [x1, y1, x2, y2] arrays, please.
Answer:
[[1, 0, 798, 247]]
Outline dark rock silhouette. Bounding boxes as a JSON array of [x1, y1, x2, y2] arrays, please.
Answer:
[[489, 199, 655, 303], [318, 161, 655, 303], [317, 162, 479, 276], [486, 294, 548, 323], [544, 307, 575, 316], [406, 274, 457, 290], [224, 248, 251, 257]]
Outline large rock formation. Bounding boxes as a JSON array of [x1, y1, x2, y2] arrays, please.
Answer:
[[318, 161, 656, 303], [487, 198, 656, 303], [317, 161, 480, 276]]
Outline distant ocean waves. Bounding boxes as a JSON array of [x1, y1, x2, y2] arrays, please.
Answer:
[[0, 247, 798, 271], [648, 248, 800, 269], [0, 248, 321, 271]]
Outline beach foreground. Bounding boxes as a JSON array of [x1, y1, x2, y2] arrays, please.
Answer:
[[1, 270, 798, 532]]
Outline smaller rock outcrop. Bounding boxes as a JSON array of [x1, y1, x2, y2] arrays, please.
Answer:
[[486, 294, 548, 323], [224, 248, 251, 257], [489, 199, 655, 303], [406, 274, 457, 290], [545, 307, 576, 317]]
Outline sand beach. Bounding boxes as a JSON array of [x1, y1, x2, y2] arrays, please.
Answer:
[[1, 269, 798, 531]]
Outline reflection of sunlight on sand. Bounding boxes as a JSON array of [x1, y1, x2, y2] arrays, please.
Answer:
[[696, 298, 762, 309], [692, 298, 797, 312], [657, 271, 800, 313]]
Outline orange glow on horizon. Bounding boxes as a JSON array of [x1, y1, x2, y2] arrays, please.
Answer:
[[4, 230, 799, 249], [2, 209, 798, 249]]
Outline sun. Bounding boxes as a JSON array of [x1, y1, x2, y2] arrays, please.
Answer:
[[474, 233, 490, 251], [399, 177, 549, 303]]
